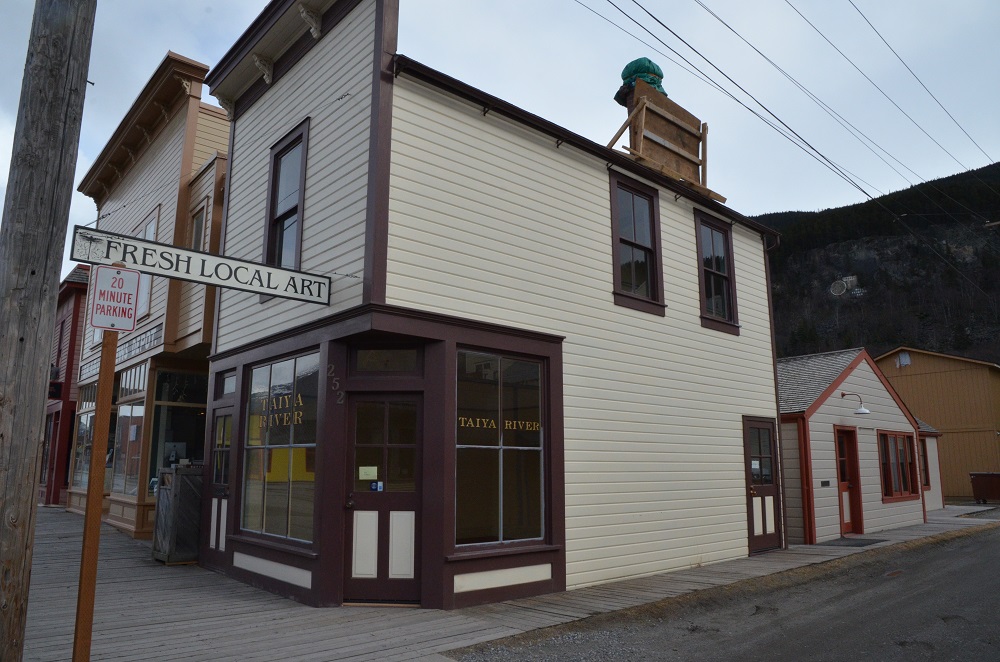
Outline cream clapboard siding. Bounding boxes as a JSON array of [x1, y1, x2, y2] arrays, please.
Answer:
[[192, 106, 229, 173], [175, 158, 219, 343], [924, 437, 944, 511], [780, 421, 805, 543], [80, 108, 186, 365], [386, 77, 778, 588], [807, 360, 923, 542], [215, 0, 374, 353]]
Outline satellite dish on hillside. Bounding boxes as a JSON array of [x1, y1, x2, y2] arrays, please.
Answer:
[[830, 280, 848, 296]]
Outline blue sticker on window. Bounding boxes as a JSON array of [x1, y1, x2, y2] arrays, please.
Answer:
[[370, 481, 384, 492]]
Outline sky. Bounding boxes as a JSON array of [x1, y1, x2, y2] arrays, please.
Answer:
[[2, 0, 999, 277]]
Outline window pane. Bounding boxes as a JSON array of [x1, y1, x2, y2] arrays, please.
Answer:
[[191, 209, 205, 250], [388, 403, 417, 445], [356, 349, 419, 373], [293, 353, 319, 445], [387, 447, 416, 492], [617, 188, 634, 241], [713, 229, 727, 274], [619, 244, 634, 293], [274, 143, 302, 217], [758, 457, 773, 485], [263, 447, 290, 537], [502, 359, 541, 448], [457, 352, 500, 447], [248, 366, 269, 447], [632, 249, 650, 298], [355, 446, 383, 491], [136, 273, 151, 317], [456, 447, 499, 544], [266, 359, 295, 446], [288, 447, 314, 541], [356, 402, 385, 445], [243, 448, 265, 532], [502, 449, 542, 540], [277, 216, 298, 269], [633, 195, 652, 247], [701, 225, 714, 269]]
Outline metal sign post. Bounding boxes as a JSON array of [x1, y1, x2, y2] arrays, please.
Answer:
[[72, 266, 139, 661]]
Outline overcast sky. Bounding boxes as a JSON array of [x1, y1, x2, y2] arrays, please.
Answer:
[[3, 1, 998, 277]]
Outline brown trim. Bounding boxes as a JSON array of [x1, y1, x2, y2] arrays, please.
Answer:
[[262, 117, 310, 271], [875, 345, 1000, 371], [205, 302, 565, 609], [362, 0, 398, 304], [743, 415, 781, 554], [212, 113, 237, 358], [165, 88, 204, 349], [220, 0, 366, 121], [609, 171, 665, 316], [764, 244, 787, 547], [694, 210, 740, 335], [391, 55, 778, 240], [801, 350, 867, 420]]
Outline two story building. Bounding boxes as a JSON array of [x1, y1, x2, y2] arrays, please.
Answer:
[[69, 53, 229, 538], [202, 0, 782, 609], [39, 265, 90, 506]]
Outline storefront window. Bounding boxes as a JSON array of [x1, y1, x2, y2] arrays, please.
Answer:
[[72, 384, 98, 489], [148, 371, 208, 493], [456, 351, 543, 546], [242, 352, 319, 542], [111, 364, 148, 496]]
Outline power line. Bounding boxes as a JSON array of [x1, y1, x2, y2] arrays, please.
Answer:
[[784, 0, 971, 172], [847, 0, 993, 164]]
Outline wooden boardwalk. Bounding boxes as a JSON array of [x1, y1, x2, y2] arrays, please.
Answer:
[[23, 505, 997, 661]]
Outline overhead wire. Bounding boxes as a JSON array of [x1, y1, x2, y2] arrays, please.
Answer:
[[600, 0, 996, 298], [847, 0, 993, 164]]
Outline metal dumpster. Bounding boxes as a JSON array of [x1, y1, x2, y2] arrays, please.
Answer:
[[970, 472, 1000, 504]]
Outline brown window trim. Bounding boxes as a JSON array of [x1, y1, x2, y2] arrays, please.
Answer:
[[262, 117, 310, 271], [445, 543, 562, 562], [876, 429, 921, 503], [227, 533, 319, 559], [609, 171, 665, 316], [919, 437, 931, 489], [695, 210, 739, 335]]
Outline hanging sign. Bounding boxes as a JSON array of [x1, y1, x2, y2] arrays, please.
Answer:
[[89, 265, 141, 332], [71, 225, 331, 305]]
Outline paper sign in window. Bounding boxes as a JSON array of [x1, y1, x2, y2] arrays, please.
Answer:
[[358, 466, 378, 481]]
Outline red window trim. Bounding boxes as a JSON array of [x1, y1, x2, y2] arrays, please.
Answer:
[[876, 429, 921, 503]]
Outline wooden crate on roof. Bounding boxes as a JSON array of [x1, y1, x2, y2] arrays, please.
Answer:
[[608, 79, 725, 203]]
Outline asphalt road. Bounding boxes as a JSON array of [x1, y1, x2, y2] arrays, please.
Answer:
[[450, 522, 1000, 662]]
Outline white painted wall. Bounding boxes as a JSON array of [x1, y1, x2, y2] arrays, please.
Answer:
[[923, 436, 944, 511], [80, 108, 186, 366], [780, 420, 805, 544], [215, 0, 375, 353], [807, 360, 923, 542], [386, 77, 779, 588]]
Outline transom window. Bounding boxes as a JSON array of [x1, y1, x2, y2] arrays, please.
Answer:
[[695, 210, 738, 334], [610, 172, 664, 316], [878, 432, 920, 500], [266, 119, 309, 270], [456, 351, 544, 546]]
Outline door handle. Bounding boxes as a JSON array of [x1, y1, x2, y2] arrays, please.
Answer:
[[345, 492, 354, 510], [749, 486, 758, 497]]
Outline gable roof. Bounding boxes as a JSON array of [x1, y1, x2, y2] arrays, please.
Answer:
[[776, 348, 863, 414]]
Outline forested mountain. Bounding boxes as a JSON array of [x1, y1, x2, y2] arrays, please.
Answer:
[[755, 162, 1000, 363]]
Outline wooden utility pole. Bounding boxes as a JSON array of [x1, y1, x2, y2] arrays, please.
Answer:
[[0, 1, 97, 659]]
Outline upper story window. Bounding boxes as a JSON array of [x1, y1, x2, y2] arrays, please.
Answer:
[[610, 172, 664, 316], [695, 210, 739, 335], [190, 204, 206, 251], [266, 119, 309, 270], [136, 209, 157, 318]]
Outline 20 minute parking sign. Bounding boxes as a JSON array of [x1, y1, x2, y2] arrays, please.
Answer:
[[89, 265, 141, 332]]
